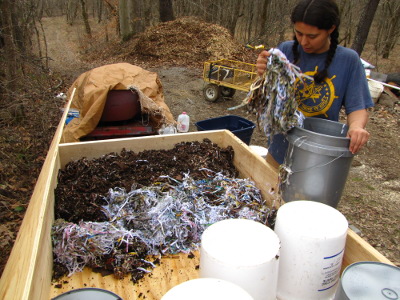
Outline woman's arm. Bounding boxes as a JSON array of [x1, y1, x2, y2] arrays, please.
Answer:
[[346, 109, 370, 154]]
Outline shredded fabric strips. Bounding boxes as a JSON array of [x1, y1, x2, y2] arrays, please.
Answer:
[[52, 169, 273, 278], [229, 48, 307, 145]]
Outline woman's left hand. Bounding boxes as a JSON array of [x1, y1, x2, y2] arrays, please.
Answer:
[[347, 126, 370, 154], [347, 109, 370, 154]]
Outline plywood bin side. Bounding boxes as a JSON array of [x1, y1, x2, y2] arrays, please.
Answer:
[[58, 130, 227, 168], [342, 229, 394, 270]]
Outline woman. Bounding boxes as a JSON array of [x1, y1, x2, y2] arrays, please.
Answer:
[[256, 0, 373, 167]]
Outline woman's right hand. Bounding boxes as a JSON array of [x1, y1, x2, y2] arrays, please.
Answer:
[[256, 50, 271, 76]]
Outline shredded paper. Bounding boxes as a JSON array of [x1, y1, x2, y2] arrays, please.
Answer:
[[52, 169, 273, 278], [230, 48, 306, 145]]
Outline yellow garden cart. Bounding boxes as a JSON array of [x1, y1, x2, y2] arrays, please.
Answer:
[[202, 59, 257, 102]]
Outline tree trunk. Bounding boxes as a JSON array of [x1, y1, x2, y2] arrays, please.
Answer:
[[159, 0, 174, 22], [96, 0, 104, 23], [0, 0, 18, 94], [351, 0, 380, 56], [79, 0, 92, 37], [118, 0, 131, 40], [66, 0, 79, 25], [103, 0, 119, 36], [381, 2, 400, 58]]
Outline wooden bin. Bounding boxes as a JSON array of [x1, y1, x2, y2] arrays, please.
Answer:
[[0, 107, 393, 300]]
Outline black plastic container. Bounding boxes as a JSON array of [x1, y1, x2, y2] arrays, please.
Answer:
[[195, 115, 255, 145]]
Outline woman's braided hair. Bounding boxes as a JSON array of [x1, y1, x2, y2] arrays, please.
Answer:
[[291, 0, 340, 83]]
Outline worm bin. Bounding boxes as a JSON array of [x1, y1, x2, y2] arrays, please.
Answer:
[[0, 106, 393, 300]]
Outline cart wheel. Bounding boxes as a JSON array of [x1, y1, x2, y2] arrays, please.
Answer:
[[203, 84, 220, 102], [220, 86, 236, 98]]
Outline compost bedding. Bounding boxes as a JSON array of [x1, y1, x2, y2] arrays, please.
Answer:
[[55, 139, 237, 223], [53, 139, 275, 284]]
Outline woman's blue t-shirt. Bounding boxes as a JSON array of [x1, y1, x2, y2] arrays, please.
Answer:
[[268, 41, 374, 164]]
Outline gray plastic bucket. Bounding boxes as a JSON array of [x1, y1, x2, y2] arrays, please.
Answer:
[[280, 118, 354, 208], [52, 288, 123, 300]]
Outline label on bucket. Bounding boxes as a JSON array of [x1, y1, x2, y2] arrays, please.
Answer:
[[318, 248, 345, 292]]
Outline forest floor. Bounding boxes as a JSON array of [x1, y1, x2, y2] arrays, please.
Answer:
[[0, 16, 399, 278]]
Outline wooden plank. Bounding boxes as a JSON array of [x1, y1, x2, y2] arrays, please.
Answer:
[[49, 253, 200, 299], [58, 130, 226, 167], [342, 228, 394, 269]]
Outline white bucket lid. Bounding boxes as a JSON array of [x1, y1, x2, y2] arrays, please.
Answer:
[[162, 278, 254, 300], [275, 201, 348, 238], [200, 219, 280, 300], [201, 218, 280, 266], [249, 145, 268, 158], [337, 262, 400, 300]]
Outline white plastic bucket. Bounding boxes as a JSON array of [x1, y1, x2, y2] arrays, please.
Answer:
[[274, 201, 348, 300], [161, 278, 254, 300], [249, 145, 268, 159], [368, 80, 384, 103], [200, 219, 280, 300]]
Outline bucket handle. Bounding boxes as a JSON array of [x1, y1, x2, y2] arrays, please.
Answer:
[[278, 138, 345, 190], [286, 152, 345, 174], [286, 135, 346, 173]]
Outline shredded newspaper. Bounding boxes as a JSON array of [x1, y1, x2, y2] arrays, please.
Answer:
[[52, 169, 273, 278], [229, 48, 306, 145]]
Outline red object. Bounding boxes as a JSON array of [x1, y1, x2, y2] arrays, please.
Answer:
[[82, 120, 156, 141], [100, 90, 141, 122]]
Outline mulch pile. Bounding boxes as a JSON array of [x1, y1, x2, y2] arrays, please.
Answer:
[[85, 17, 256, 68], [133, 17, 254, 66]]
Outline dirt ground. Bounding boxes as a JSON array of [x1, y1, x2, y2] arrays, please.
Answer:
[[0, 15, 399, 278]]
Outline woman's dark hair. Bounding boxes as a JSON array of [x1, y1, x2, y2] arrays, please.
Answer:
[[291, 0, 340, 83]]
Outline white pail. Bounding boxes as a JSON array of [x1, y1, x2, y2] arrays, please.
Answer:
[[200, 219, 280, 300], [162, 278, 254, 300], [249, 145, 269, 159], [368, 80, 384, 103], [274, 201, 348, 300]]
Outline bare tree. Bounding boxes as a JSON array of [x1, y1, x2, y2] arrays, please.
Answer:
[[337, 0, 357, 47], [159, 0, 174, 22], [66, 0, 80, 25], [118, 0, 131, 39], [376, 0, 400, 59], [95, 0, 104, 23], [0, 0, 18, 93], [351, 0, 380, 56], [80, 0, 92, 37]]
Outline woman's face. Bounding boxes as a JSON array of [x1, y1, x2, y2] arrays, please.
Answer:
[[294, 22, 335, 54]]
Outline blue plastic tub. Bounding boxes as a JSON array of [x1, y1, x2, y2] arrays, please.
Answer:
[[195, 115, 256, 145]]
